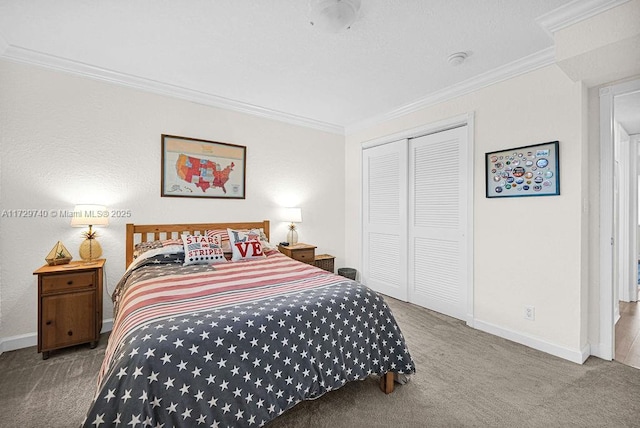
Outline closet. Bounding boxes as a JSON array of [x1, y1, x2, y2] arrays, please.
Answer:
[[362, 124, 471, 322]]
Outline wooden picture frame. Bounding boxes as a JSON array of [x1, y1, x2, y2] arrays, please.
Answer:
[[161, 134, 246, 199], [486, 141, 559, 198]]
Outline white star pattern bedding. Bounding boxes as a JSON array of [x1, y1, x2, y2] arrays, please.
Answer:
[[82, 248, 415, 427]]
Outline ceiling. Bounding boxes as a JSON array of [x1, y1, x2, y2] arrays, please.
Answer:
[[0, 0, 622, 133]]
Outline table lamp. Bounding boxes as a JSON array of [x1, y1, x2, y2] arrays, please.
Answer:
[[70, 204, 109, 261], [284, 207, 302, 245]]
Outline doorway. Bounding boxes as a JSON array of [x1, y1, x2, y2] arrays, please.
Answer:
[[600, 78, 640, 365], [613, 92, 640, 369]]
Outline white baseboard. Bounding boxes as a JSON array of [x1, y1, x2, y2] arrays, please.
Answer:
[[0, 318, 114, 356], [0, 332, 37, 354], [101, 318, 114, 334], [474, 319, 590, 364]]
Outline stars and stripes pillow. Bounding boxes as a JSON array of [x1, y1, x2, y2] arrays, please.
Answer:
[[181, 234, 226, 266]]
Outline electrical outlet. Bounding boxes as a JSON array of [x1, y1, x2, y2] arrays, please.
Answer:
[[524, 305, 535, 321]]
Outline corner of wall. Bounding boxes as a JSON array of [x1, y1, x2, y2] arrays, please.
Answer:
[[579, 81, 591, 352], [553, 0, 640, 86]]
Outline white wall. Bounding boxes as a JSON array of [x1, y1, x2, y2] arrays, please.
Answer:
[[346, 65, 589, 362], [0, 59, 345, 350]]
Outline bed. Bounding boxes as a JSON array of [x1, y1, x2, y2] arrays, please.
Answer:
[[82, 221, 415, 427]]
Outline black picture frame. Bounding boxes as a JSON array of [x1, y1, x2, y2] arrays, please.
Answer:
[[486, 141, 559, 198], [161, 134, 246, 199]]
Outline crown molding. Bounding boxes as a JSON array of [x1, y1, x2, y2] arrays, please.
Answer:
[[0, 45, 344, 135], [345, 47, 555, 135], [0, 42, 555, 138], [536, 0, 630, 36]]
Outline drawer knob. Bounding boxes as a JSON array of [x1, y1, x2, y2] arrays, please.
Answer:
[[67, 280, 73, 285], [67, 330, 73, 336], [45, 320, 52, 326]]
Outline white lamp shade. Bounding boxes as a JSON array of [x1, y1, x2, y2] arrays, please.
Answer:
[[70, 204, 109, 227], [283, 207, 302, 223]]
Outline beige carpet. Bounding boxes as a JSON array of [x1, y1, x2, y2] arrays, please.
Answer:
[[1, 298, 639, 427]]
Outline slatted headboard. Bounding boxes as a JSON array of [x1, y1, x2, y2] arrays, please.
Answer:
[[125, 220, 270, 268]]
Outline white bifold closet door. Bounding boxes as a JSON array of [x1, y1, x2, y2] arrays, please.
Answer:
[[362, 126, 469, 321], [362, 139, 408, 301], [408, 126, 468, 320]]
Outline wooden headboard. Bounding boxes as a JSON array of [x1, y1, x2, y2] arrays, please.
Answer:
[[125, 220, 270, 268]]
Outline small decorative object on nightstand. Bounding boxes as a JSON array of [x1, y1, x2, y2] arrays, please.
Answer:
[[45, 241, 73, 266], [279, 243, 316, 264], [314, 254, 335, 273], [33, 259, 105, 359]]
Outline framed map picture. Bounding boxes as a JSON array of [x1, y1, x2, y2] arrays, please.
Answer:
[[485, 141, 559, 198], [161, 134, 246, 199]]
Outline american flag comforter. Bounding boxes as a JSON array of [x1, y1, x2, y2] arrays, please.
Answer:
[[82, 249, 415, 427]]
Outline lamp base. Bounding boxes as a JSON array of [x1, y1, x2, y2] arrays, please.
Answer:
[[79, 238, 102, 261], [286, 229, 298, 245]]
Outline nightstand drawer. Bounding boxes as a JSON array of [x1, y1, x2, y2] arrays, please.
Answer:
[[292, 249, 315, 263], [279, 243, 317, 265], [42, 271, 95, 293]]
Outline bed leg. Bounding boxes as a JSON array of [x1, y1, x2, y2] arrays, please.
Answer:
[[380, 371, 395, 394]]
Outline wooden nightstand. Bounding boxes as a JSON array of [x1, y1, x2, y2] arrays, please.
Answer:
[[33, 259, 105, 359], [278, 243, 316, 264]]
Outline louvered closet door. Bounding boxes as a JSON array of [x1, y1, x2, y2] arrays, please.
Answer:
[[362, 140, 408, 301], [409, 126, 468, 320]]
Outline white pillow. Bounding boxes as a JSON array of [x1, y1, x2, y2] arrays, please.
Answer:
[[182, 234, 227, 266], [227, 228, 266, 261]]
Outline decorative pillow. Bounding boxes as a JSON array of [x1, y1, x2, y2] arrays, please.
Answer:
[[207, 228, 276, 253], [227, 228, 266, 261], [252, 228, 278, 252], [202, 232, 222, 247], [205, 229, 231, 252], [181, 234, 227, 266], [133, 238, 183, 259]]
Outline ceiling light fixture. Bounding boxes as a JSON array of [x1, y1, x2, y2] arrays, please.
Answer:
[[448, 52, 468, 66], [309, 0, 361, 33]]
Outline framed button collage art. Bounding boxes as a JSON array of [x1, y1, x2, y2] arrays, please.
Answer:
[[485, 141, 560, 198]]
